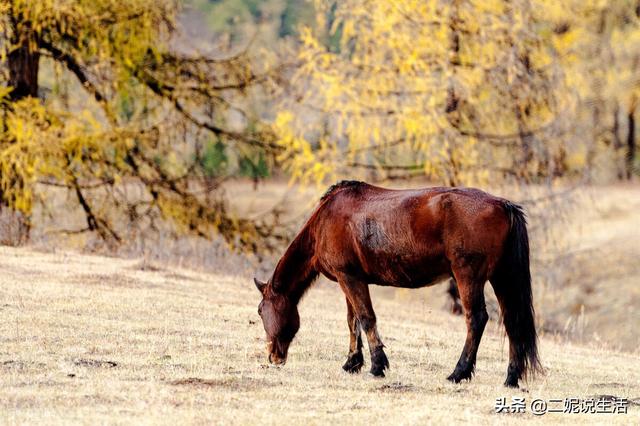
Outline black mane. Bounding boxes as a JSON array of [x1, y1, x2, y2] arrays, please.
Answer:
[[320, 180, 366, 201]]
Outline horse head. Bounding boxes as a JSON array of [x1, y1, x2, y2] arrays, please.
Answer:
[[254, 277, 300, 365]]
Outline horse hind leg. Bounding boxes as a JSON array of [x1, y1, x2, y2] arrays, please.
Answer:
[[447, 265, 488, 383], [342, 297, 364, 373], [490, 270, 538, 388], [447, 278, 463, 315]]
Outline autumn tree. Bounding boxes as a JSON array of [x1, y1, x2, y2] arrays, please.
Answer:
[[543, 0, 640, 180], [0, 0, 283, 249], [275, 0, 639, 185]]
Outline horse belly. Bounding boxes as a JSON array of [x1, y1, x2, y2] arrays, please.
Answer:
[[388, 273, 451, 288], [368, 256, 451, 289]]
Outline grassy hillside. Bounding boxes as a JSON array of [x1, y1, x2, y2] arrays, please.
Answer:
[[0, 247, 638, 424]]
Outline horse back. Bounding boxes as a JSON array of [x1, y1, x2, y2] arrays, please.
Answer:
[[311, 183, 510, 287]]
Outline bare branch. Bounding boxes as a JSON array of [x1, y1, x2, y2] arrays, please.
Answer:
[[39, 39, 117, 124]]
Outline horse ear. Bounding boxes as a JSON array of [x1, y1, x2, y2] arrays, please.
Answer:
[[254, 277, 267, 293]]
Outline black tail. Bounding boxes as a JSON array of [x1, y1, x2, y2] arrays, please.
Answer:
[[491, 201, 542, 383]]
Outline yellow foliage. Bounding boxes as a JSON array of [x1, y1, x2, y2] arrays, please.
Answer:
[[274, 0, 580, 185], [274, 0, 640, 185], [0, 0, 276, 250]]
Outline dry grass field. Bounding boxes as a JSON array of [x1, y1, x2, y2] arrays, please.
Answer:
[[1, 243, 639, 425]]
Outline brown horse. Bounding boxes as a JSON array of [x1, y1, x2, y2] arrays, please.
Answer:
[[254, 180, 542, 388]]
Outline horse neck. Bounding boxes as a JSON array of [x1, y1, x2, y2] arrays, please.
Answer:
[[272, 225, 317, 303]]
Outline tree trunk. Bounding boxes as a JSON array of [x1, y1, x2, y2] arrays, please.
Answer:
[[612, 104, 625, 180], [515, 106, 534, 178], [445, 0, 462, 186], [627, 102, 637, 180], [0, 15, 40, 244], [7, 19, 39, 101]]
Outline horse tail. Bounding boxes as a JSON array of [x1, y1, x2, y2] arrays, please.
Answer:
[[491, 201, 542, 381]]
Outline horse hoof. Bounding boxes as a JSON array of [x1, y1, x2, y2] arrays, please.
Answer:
[[446, 372, 471, 383], [446, 373, 461, 383], [342, 352, 364, 374], [504, 379, 519, 388], [368, 369, 386, 378], [369, 347, 389, 378]]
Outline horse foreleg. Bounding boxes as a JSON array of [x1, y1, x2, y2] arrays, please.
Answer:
[[447, 268, 488, 383], [342, 297, 364, 373], [338, 277, 389, 377]]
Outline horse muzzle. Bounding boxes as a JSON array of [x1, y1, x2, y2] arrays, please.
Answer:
[[268, 352, 287, 365], [266, 340, 288, 365]]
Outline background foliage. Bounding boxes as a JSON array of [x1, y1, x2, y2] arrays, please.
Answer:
[[0, 0, 638, 251], [0, 0, 286, 250], [277, 0, 640, 186]]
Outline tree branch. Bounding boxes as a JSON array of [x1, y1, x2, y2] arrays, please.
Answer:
[[39, 39, 117, 124], [39, 40, 105, 104], [137, 68, 284, 152]]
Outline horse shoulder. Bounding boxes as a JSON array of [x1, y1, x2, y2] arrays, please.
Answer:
[[311, 194, 361, 273]]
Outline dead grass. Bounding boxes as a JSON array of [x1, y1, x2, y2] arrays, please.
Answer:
[[1, 246, 639, 424], [531, 184, 640, 350]]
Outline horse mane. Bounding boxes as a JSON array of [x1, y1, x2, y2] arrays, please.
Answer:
[[320, 180, 366, 201], [272, 180, 366, 301], [271, 221, 319, 302]]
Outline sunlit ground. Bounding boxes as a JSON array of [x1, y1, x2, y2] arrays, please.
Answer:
[[0, 238, 638, 424]]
